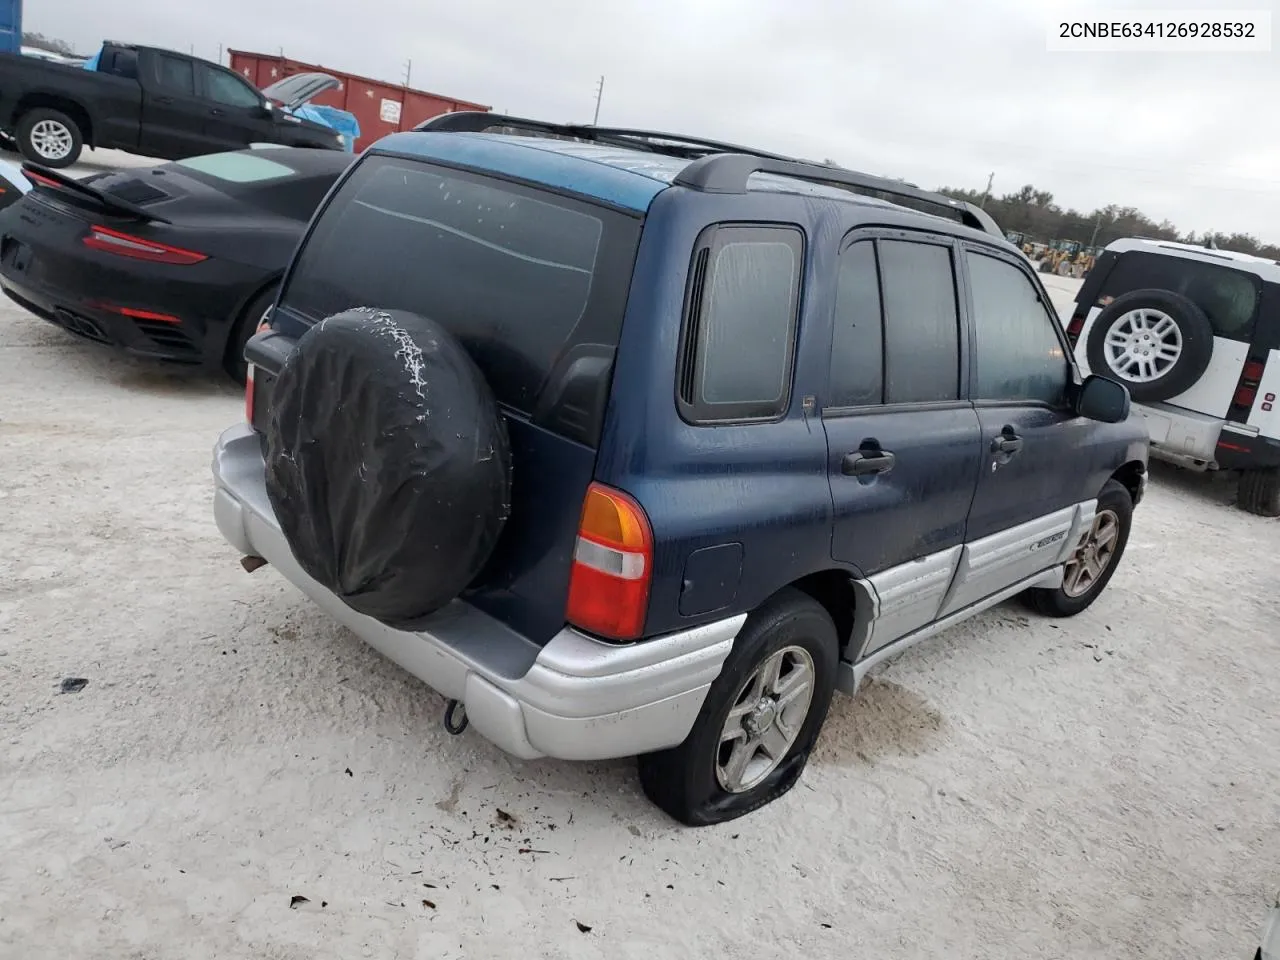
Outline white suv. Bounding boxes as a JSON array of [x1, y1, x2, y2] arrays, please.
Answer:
[[1065, 237, 1280, 516]]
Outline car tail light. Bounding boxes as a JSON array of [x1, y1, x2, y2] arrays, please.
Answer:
[[1233, 359, 1267, 411], [82, 225, 208, 265], [245, 367, 255, 424], [1066, 313, 1085, 340], [566, 482, 653, 642]]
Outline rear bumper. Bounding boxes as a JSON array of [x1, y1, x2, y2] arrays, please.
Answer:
[[212, 423, 742, 761]]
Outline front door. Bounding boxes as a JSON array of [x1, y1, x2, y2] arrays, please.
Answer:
[[822, 234, 983, 654], [940, 245, 1092, 616], [196, 64, 277, 150]]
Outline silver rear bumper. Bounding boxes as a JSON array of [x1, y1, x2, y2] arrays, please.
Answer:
[[211, 423, 743, 762]]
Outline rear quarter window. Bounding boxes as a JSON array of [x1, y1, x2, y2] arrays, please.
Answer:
[[1099, 251, 1260, 341], [277, 154, 640, 442]]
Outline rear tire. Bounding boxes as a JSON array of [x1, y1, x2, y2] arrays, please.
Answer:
[[223, 284, 278, 385], [1022, 479, 1133, 618], [16, 109, 83, 168], [1238, 467, 1280, 518], [637, 588, 839, 826]]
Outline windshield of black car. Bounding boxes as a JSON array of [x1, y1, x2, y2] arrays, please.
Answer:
[[277, 153, 640, 427]]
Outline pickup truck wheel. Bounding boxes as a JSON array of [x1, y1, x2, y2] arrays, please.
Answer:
[[1238, 467, 1280, 518], [1021, 479, 1133, 618], [637, 587, 838, 826], [17, 109, 83, 168]]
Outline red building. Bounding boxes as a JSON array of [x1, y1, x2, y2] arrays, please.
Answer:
[[229, 50, 490, 152]]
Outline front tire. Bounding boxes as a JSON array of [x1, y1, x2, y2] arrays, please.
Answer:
[[638, 588, 839, 826], [1238, 467, 1280, 518], [16, 109, 83, 168], [1022, 479, 1133, 617]]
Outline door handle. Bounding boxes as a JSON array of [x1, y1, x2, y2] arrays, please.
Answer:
[[991, 432, 1024, 455], [155, 95, 173, 104], [842, 450, 896, 477], [210, 107, 225, 116]]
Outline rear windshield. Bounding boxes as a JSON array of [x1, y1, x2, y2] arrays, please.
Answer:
[[175, 152, 297, 183], [1097, 250, 1260, 341], [278, 154, 640, 441]]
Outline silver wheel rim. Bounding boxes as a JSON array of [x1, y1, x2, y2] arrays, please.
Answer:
[[1063, 509, 1120, 598], [30, 120, 73, 161], [716, 645, 815, 794], [1103, 308, 1182, 383]]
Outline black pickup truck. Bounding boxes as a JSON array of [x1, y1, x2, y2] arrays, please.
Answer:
[[0, 43, 345, 167]]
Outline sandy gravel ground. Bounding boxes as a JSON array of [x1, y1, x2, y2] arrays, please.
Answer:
[[1, 265, 1278, 959]]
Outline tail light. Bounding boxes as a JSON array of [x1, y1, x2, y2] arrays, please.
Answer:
[[566, 482, 653, 641], [244, 367, 255, 423], [1065, 313, 1085, 341], [1234, 359, 1267, 411], [83, 225, 208, 265]]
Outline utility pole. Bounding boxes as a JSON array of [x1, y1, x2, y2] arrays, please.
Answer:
[[217, 43, 223, 66], [979, 171, 994, 209], [403, 58, 412, 88], [592, 75, 605, 125], [1089, 210, 1103, 248]]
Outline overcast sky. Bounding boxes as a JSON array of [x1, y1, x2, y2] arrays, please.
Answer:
[[27, 0, 1280, 243]]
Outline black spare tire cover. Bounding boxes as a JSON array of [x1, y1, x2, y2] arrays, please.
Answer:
[[1084, 288, 1215, 403], [264, 307, 512, 628]]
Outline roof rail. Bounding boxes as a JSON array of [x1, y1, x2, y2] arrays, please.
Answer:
[[674, 154, 1000, 236], [416, 111, 1003, 238], [416, 111, 795, 160]]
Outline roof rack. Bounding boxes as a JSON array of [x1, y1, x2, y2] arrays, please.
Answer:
[[415, 111, 1002, 238]]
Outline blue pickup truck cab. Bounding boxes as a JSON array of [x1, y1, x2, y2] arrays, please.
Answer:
[[211, 113, 1148, 825]]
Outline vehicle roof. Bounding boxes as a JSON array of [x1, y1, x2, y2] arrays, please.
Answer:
[[372, 130, 996, 238], [1106, 236, 1280, 283]]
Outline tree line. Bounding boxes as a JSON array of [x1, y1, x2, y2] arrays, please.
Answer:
[[936, 183, 1278, 260]]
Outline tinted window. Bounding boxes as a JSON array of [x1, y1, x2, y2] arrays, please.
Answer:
[[201, 66, 262, 108], [154, 55, 195, 96], [1099, 251, 1259, 339], [104, 49, 138, 79], [176, 153, 294, 182], [879, 240, 960, 404], [280, 155, 639, 438], [678, 226, 802, 422], [829, 240, 883, 407], [967, 252, 1070, 404]]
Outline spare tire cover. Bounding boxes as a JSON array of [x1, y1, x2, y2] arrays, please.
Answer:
[[264, 307, 511, 627]]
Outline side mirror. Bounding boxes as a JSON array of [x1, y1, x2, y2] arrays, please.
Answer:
[[258, 102, 275, 119], [1076, 374, 1130, 424]]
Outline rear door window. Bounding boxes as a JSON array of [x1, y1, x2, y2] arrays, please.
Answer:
[[1099, 251, 1259, 340], [878, 239, 961, 404], [828, 239, 884, 407], [278, 155, 640, 442]]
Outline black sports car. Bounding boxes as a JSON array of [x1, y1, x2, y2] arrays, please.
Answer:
[[0, 146, 352, 382]]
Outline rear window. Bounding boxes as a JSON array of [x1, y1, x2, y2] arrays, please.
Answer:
[[279, 154, 640, 443], [175, 153, 296, 183], [1098, 251, 1260, 340]]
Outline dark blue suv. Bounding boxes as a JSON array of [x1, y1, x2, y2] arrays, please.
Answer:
[[212, 113, 1148, 825]]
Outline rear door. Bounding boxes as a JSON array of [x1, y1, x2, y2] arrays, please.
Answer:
[[137, 51, 215, 159], [195, 63, 275, 149], [822, 231, 983, 653], [939, 245, 1089, 616]]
